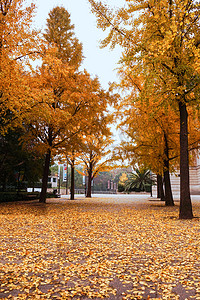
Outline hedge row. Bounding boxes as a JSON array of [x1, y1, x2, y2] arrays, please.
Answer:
[[0, 192, 56, 203]]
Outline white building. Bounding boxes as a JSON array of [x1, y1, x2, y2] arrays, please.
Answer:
[[48, 176, 58, 188], [152, 157, 200, 196]]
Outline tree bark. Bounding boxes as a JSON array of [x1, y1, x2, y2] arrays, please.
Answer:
[[164, 133, 174, 206], [39, 149, 51, 203], [179, 102, 193, 219], [70, 160, 75, 200], [157, 174, 165, 201], [164, 169, 174, 206], [66, 163, 68, 195], [86, 161, 93, 198]]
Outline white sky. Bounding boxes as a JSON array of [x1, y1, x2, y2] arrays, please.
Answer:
[[33, 0, 124, 89]]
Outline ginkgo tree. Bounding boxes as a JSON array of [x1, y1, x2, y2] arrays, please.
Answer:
[[116, 70, 200, 206], [24, 51, 113, 203], [28, 6, 117, 203], [22, 7, 87, 203], [78, 131, 115, 198], [118, 100, 179, 206], [112, 68, 179, 205], [58, 95, 117, 199], [0, 0, 41, 133], [44, 6, 83, 69], [89, 0, 200, 219]]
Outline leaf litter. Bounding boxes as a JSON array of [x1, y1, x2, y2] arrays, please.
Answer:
[[0, 197, 200, 299]]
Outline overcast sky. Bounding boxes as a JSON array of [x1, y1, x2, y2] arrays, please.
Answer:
[[33, 0, 124, 89]]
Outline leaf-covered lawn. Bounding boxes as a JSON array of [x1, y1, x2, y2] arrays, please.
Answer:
[[0, 197, 200, 299]]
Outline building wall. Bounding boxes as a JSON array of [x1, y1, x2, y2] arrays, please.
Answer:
[[152, 164, 200, 197], [48, 176, 58, 188]]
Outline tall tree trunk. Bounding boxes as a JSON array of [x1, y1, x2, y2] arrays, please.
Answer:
[[179, 102, 193, 219], [66, 163, 68, 195], [86, 162, 92, 198], [164, 169, 174, 206], [39, 127, 53, 203], [2, 172, 7, 192], [32, 182, 35, 193], [164, 133, 174, 206], [86, 173, 92, 197], [70, 160, 75, 200], [157, 174, 165, 201], [39, 149, 51, 203]]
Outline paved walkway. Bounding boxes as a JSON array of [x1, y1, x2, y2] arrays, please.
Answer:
[[61, 192, 200, 200]]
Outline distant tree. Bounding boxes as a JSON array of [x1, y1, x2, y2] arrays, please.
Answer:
[[117, 172, 128, 192], [78, 133, 114, 198], [94, 171, 112, 191]]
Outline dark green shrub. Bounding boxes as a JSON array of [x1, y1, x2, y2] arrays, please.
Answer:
[[118, 183, 125, 192]]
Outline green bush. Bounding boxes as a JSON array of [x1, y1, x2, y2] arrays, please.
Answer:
[[144, 184, 152, 193], [46, 192, 58, 198], [0, 192, 40, 202], [0, 192, 17, 202], [118, 183, 125, 192]]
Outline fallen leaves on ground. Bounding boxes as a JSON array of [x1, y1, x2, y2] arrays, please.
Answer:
[[0, 197, 200, 299]]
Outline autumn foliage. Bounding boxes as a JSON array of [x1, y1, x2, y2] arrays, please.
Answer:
[[1, 0, 200, 222], [0, 2, 116, 202], [0, 0, 41, 133], [2, 2, 200, 298], [89, 0, 200, 219]]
